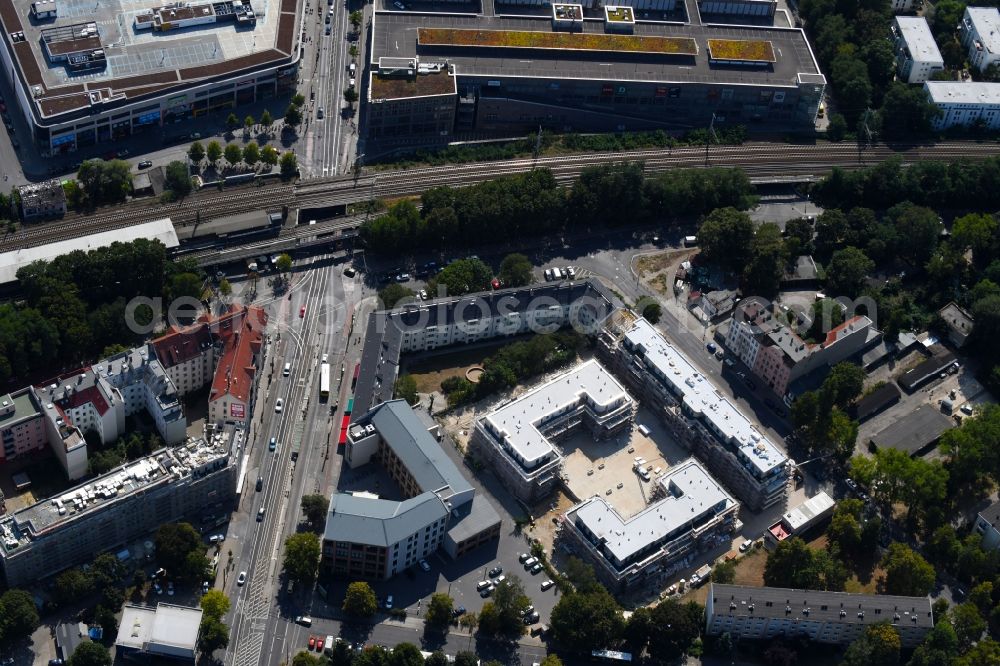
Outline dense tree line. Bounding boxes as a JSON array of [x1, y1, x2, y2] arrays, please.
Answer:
[[0, 239, 203, 384], [442, 331, 585, 406], [88, 431, 164, 475], [791, 362, 864, 462], [360, 165, 756, 254]]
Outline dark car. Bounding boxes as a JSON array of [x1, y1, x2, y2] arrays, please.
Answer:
[[138, 160, 153, 169], [488, 566, 503, 577], [452, 605, 466, 617]]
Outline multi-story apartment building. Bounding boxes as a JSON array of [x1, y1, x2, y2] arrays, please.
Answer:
[[890, 0, 917, 12], [706, 584, 934, 648], [975, 499, 1000, 550], [924, 80, 1000, 130], [562, 459, 738, 592], [891, 17, 944, 83], [0, 389, 48, 467], [151, 323, 215, 397], [353, 280, 618, 416], [0, 428, 241, 586], [323, 400, 501, 580], [960, 7, 1000, 73], [601, 316, 789, 511], [724, 299, 876, 402], [470, 359, 635, 504]]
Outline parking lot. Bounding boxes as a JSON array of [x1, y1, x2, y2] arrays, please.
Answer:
[[561, 406, 691, 516]]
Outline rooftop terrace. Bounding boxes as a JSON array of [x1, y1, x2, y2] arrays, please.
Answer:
[[417, 27, 698, 55], [370, 68, 457, 100]]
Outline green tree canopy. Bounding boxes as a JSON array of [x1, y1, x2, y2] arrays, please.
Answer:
[[390, 642, 424, 666], [429, 258, 493, 297], [825, 247, 874, 298], [164, 160, 193, 198], [842, 622, 901, 666], [76, 159, 133, 206], [0, 589, 40, 646], [200, 589, 231, 620], [498, 253, 534, 287], [764, 537, 846, 591], [379, 283, 415, 308], [189, 141, 205, 162], [155, 522, 202, 576], [300, 494, 330, 528], [198, 615, 230, 654], [283, 532, 321, 584], [424, 592, 454, 629], [243, 142, 261, 166], [261, 145, 279, 167], [343, 581, 378, 617], [224, 143, 243, 165], [881, 543, 936, 597], [68, 641, 112, 666], [697, 207, 755, 274], [280, 152, 298, 178], [394, 374, 418, 405], [206, 140, 223, 164], [550, 587, 624, 653]]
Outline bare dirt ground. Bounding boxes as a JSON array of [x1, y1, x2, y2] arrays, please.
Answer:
[[403, 343, 508, 394]]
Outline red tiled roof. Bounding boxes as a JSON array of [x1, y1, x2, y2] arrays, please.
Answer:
[[152, 321, 213, 369], [823, 315, 865, 348], [209, 306, 268, 406], [62, 384, 110, 416]]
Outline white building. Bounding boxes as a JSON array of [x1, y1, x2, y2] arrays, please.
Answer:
[[960, 7, 1000, 73], [116, 603, 203, 661], [562, 459, 739, 592], [601, 316, 789, 511], [924, 80, 1000, 129], [470, 359, 636, 504], [891, 17, 944, 83], [975, 500, 1000, 550]]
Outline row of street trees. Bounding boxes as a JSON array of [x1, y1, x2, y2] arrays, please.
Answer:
[[187, 140, 297, 176]]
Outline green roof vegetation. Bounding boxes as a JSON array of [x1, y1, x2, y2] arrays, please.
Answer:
[[417, 27, 697, 55], [605, 6, 635, 22], [706, 39, 776, 63], [370, 70, 456, 100]]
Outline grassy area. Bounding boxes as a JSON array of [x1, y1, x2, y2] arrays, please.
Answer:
[[417, 28, 698, 55], [402, 340, 514, 393], [706, 39, 776, 62]]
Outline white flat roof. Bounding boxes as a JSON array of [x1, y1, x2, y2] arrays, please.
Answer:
[[0, 218, 178, 284], [967, 7, 1000, 56], [481, 359, 631, 468], [925, 80, 1000, 105], [896, 17, 943, 63], [622, 318, 786, 475], [781, 491, 834, 531], [571, 459, 735, 564]]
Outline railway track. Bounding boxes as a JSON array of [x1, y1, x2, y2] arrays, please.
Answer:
[[3, 141, 1000, 253]]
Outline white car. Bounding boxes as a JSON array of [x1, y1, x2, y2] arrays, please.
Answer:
[[321, 353, 328, 363], [739, 539, 753, 552], [543, 269, 553, 281], [385, 595, 393, 609], [237, 571, 247, 586], [275, 398, 283, 413]]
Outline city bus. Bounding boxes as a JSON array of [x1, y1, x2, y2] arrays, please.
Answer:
[[319, 362, 330, 401]]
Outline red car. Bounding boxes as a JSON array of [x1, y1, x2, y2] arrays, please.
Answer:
[[316, 637, 325, 651], [491, 278, 501, 290], [308, 636, 316, 650], [299, 305, 306, 317]]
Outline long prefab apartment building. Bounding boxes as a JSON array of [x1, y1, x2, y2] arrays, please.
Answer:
[[367, 8, 825, 138]]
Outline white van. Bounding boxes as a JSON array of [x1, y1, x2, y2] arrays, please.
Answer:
[[523, 557, 538, 569], [551, 267, 563, 280], [637, 424, 651, 437], [349, 62, 356, 75], [283, 363, 291, 377]]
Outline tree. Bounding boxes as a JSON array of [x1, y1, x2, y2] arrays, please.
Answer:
[[189, 141, 205, 163], [200, 589, 231, 620], [224, 142, 243, 166], [261, 145, 279, 167], [280, 151, 298, 178], [886, 202, 941, 268], [198, 615, 230, 654], [491, 576, 531, 636], [881, 543, 936, 597], [953, 213, 999, 267], [764, 537, 845, 590], [910, 618, 959, 666], [951, 602, 986, 650], [390, 642, 424, 666], [93, 605, 118, 638], [477, 601, 501, 635], [292, 652, 322, 666], [91, 552, 126, 588], [300, 494, 330, 528], [261, 109, 273, 128], [219, 278, 232, 298], [498, 253, 533, 287], [425, 651, 449, 666], [68, 641, 112, 666], [429, 258, 493, 297], [823, 362, 865, 409], [784, 217, 815, 257], [0, 589, 39, 646], [395, 374, 418, 405], [164, 160, 193, 198], [825, 246, 874, 298], [284, 103, 303, 128], [349, 9, 362, 29], [54, 567, 96, 605], [276, 253, 292, 274], [550, 588, 625, 653], [425, 592, 454, 629], [712, 559, 736, 584], [697, 207, 755, 273], [646, 600, 704, 661], [244, 115, 255, 134], [76, 159, 133, 206], [226, 112, 239, 131], [343, 581, 378, 617], [540, 656, 563, 666], [345, 88, 359, 106], [454, 653, 478, 666], [563, 556, 602, 594], [878, 82, 939, 139], [155, 522, 202, 574], [842, 623, 901, 666], [641, 301, 662, 325], [206, 140, 223, 166], [283, 532, 321, 584], [291, 93, 306, 107], [827, 113, 848, 142], [379, 284, 415, 308], [243, 142, 260, 166]]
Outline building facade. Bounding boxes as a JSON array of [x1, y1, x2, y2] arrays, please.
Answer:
[[600, 316, 789, 512], [470, 359, 635, 504], [0, 429, 240, 586], [706, 584, 934, 648], [0, 389, 48, 466], [960, 7, 1000, 73], [925, 80, 1000, 130], [17, 180, 67, 220], [323, 400, 501, 580], [974, 500, 1000, 550], [891, 17, 944, 83], [561, 459, 738, 592]]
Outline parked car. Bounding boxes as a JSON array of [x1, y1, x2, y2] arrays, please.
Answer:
[[453, 605, 466, 617], [739, 539, 753, 552], [706, 342, 717, 353], [489, 566, 503, 577], [308, 636, 316, 650], [385, 595, 393, 609], [316, 637, 325, 651], [395, 273, 410, 282], [519, 553, 531, 563], [419, 559, 431, 572], [116, 149, 129, 158], [479, 584, 494, 598], [541, 579, 554, 591], [138, 160, 153, 169], [209, 534, 225, 543], [275, 398, 283, 413]]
